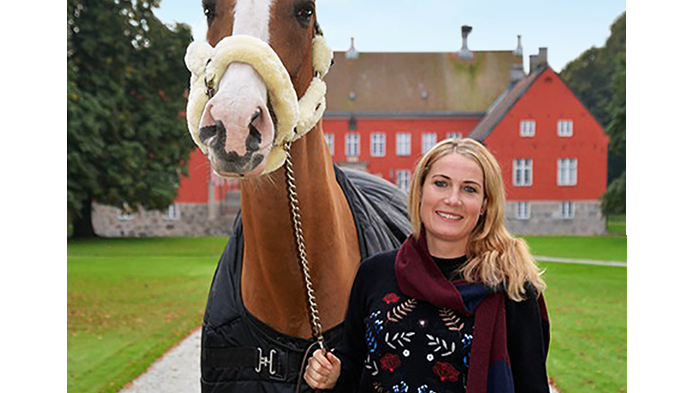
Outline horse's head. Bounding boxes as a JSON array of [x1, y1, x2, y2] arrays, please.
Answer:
[[185, 0, 332, 177]]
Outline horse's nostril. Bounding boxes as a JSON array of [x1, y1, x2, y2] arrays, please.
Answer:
[[199, 120, 225, 142], [250, 108, 262, 123]]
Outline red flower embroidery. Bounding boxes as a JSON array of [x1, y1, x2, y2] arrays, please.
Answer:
[[432, 361, 460, 382], [383, 293, 400, 304], [379, 353, 402, 372]]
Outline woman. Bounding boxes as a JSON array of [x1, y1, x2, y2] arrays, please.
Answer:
[[304, 138, 550, 392]]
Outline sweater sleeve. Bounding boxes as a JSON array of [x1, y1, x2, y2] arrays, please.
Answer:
[[505, 285, 550, 393], [330, 260, 371, 392]]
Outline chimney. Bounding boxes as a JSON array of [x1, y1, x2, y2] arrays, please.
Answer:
[[345, 37, 359, 59], [514, 35, 523, 56], [529, 54, 538, 74], [510, 64, 525, 84], [458, 25, 474, 59], [538, 47, 548, 65]]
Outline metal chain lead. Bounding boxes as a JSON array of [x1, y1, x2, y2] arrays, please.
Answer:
[[283, 142, 325, 349]]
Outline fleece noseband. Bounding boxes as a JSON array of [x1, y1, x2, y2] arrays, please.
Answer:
[[184, 29, 333, 175]]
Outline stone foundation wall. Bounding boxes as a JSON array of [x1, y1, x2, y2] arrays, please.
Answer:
[[92, 202, 238, 237], [505, 200, 606, 235]]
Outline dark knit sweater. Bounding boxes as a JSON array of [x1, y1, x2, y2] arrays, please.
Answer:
[[331, 247, 549, 393]]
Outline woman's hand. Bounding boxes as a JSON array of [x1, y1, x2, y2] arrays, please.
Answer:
[[304, 349, 342, 390]]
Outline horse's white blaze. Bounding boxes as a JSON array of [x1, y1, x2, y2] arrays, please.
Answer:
[[232, 0, 273, 42], [201, 0, 275, 175]]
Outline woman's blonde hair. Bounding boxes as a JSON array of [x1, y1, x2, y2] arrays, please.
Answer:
[[406, 138, 545, 301]]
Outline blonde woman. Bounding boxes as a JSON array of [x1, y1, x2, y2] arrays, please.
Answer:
[[305, 138, 550, 393]]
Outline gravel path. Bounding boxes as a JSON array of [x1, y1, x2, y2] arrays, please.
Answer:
[[120, 328, 202, 393]]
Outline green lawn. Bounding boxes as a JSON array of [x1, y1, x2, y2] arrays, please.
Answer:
[[540, 262, 626, 392], [525, 235, 627, 262], [68, 235, 626, 393], [67, 237, 228, 393]]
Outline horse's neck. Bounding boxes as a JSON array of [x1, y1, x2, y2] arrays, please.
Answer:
[[239, 125, 361, 338]]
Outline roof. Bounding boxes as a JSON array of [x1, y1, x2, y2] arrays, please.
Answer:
[[468, 65, 547, 141], [324, 51, 523, 115]]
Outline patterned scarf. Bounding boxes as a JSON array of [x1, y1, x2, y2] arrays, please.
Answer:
[[395, 234, 515, 393]]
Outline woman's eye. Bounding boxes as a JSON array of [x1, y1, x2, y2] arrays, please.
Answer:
[[434, 180, 447, 188], [463, 186, 477, 193]]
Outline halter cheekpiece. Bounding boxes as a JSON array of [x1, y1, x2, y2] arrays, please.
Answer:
[[184, 29, 333, 175]]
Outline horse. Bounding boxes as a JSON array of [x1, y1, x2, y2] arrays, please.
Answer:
[[183, 0, 411, 391]]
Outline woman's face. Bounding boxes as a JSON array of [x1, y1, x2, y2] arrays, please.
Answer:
[[419, 152, 486, 257]]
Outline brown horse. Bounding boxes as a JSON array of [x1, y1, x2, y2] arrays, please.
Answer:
[[185, 0, 409, 390]]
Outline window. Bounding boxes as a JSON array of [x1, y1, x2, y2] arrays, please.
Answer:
[[557, 158, 578, 186], [557, 120, 573, 137], [324, 133, 334, 156], [446, 132, 462, 139], [396, 133, 411, 156], [560, 201, 575, 219], [163, 204, 180, 221], [396, 170, 411, 192], [520, 120, 536, 137], [370, 133, 386, 157], [422, 133, 437, 154], [515, 202, 531, 220], [345, 133, 359, 157], [513, 159, 533, 186]]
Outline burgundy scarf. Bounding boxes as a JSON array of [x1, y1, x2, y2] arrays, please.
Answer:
[[395, 234, 514, 393]]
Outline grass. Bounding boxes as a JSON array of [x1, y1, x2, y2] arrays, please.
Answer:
[[67, 237, 228, 393], [540, 261, 626, 393], [525, 235, 627, 262], [68, 235, 626, 393]]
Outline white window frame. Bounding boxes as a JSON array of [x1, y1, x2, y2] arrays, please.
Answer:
[[324, 133, 334, 156], [557, 120, 574, 137], [513, 159, 533, 186], [422, 133, 437, 154], [345, 133, 360, 157], [557, 158, 578, 186], [163, 204, 180, 221], [396, 133, 411, 156], [520, 120, 536, 137], [515, 202, 531, 220], [396, 170, 411, 193], [446, 132, 462, 140], [370, 133, 386, 157], [560, 201, 575, 219]]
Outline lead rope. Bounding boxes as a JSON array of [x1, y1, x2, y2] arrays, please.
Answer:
[[283, 141, 327, 393]]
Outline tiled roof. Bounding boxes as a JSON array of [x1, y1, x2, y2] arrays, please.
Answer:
[[324, 51, 522, 114], [468, 65, 547, 141]]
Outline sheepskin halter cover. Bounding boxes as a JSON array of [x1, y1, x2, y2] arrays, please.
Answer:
[[184, 33, 333, 175]]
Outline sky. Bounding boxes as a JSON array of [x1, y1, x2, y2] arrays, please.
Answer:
[[153, 0, 626, 73]]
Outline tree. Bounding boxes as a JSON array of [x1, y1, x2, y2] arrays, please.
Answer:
[[601, 50, 626, 216], [561, 12, 626, 185], [68, 0, 193, 237]]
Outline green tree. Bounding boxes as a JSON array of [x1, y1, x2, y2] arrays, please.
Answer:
[[561, 12, 626, 186], [68, 0, 193, 237], [601, 51, 626, 216]]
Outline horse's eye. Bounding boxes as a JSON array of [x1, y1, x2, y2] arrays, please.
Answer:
[[295, 4, 314, 24], [203, 1, 216, 25]]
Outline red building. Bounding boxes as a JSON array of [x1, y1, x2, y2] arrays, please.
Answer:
[[93, 27, 608, 236]]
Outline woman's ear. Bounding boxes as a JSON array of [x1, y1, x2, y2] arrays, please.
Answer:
[[480, 198, 487, 215]]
